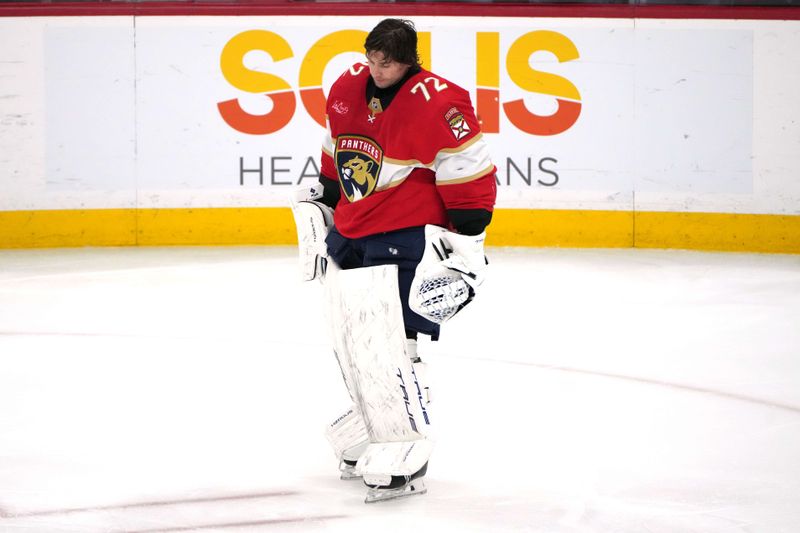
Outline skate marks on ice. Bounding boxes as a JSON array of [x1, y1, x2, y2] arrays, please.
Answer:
[[0, 490, 297, 518], [448, 355, 800, 415], [1, 246, 799, 532], [0, 490, 348, 532]]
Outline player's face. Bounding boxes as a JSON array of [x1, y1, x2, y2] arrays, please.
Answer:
[[366, 51, 411, 89]]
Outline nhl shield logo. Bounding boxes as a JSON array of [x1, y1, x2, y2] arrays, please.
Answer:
[[445, 106, 470, 140], [335, 135, 383, 202]]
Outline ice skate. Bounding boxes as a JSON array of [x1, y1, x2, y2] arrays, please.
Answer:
[[365, 476, 427, 503], [339, 459, 362, 480], [363, 462, 428, 503]]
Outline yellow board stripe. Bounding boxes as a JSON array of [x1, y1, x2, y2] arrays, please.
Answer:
[[0, 208, 296, 248], [137, 207, 296, 246], [488, 208, 634, 248], [634, 211, 800, 253], [0, 209, 138, 248], [0, 207, 798, 253]]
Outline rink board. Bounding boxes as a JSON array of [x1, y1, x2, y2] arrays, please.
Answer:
[[1, 10, 799, 252], [1, 207, 799, 253]]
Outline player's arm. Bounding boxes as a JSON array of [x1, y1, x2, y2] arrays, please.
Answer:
[[409, 91, 497, 322], [289, 124, 339, 281], [427, 90, 497, 234], [435, 135, 497, 236], [447, 196, 493, 235]]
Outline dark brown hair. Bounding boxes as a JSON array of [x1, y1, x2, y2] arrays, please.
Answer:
[[364, 18, 421, 68]]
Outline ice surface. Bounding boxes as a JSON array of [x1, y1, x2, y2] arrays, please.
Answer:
[[0, 246, 798, 532]]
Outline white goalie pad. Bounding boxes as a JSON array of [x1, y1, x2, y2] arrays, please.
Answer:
[[325, 264, 433, 477], [323, 307, 429, 467], [325, 406, 369, 463], [322, 264, 370, 471], [290, 184, 334, 282], [409, 225, 488, 324], [323, 359, 430, 467], [323, 261, 358, 401], [359, 439, 435, 483]]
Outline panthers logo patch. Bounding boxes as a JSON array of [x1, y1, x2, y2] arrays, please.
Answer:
[[335, 135, 383, 202]]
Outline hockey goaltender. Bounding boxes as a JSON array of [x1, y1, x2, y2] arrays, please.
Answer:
[[290, 17, 497, 503]]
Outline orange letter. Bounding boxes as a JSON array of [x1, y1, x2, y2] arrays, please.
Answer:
[[504, 31, 581, 136], [218, 30, 296, 135]]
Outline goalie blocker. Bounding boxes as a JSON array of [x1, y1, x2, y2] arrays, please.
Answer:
[[289, 184, 334, 282]]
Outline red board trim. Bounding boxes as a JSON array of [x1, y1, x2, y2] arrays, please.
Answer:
[[1, 2, 799, 21]]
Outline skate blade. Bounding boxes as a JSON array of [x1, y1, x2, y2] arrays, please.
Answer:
[[338, 461, 362, 480], [364, 479, 427, 503], [339, 469, 362, 480]]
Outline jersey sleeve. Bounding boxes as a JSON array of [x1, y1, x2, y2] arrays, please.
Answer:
[[426, 86, 497, 214], [320, 118, 337, 181]]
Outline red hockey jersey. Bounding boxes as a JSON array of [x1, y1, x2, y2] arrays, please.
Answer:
[[320, 63, 497, 239]]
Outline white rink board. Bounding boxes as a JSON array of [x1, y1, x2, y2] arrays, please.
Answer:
[[1, 16, 799, 214]]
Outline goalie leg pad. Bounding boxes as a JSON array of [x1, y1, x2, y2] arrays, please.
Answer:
[[323, 268, 372, 477], [326, 265, 434, 477], [331, 265, 431, 441], [359, 439, 434, 485], [412, 361, 431, 405], [324, 339, 430, 474], [325, 406, 369, 479], [323, 261, 361, 404], [325, 406, 369, 463]]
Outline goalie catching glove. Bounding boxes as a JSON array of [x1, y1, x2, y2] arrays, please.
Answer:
[[409, 225, 488, 324], [289, 184, 334, 282]]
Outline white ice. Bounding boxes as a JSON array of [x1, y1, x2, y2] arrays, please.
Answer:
[[0, 245, 798, 533]]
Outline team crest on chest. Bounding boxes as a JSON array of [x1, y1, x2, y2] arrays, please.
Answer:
[[335, 135, 383, 202], [445, 106, 470, 140]]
